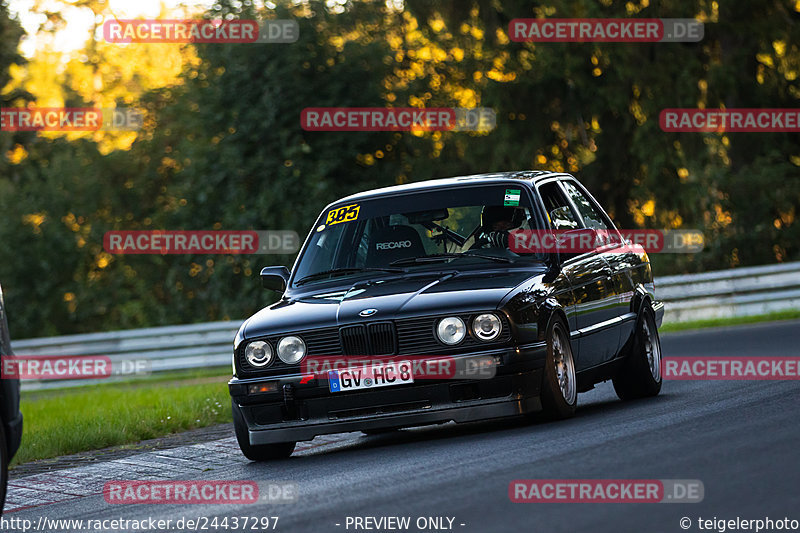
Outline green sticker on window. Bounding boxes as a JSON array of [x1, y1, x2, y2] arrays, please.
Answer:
[[504, 189, 521, 206]]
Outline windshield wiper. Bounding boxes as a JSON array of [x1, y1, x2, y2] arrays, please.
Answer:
[[295, 267, 406, 286], [389, 253, 511, 266]]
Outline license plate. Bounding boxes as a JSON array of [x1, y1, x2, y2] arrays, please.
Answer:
[[328, 361, 414, 393]]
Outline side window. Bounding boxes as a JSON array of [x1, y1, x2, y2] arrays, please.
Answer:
[[562, 181, 610, 230], [538, 182, 581, 230]]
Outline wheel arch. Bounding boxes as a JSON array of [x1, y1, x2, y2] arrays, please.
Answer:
[[536, 297, 569, 343], [631, 284, 653, 317]]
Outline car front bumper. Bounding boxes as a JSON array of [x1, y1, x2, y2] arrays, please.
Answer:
[[229, 345, 546, 445]]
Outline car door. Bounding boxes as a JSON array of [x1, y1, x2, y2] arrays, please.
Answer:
[[536, 180, 617, 370], [560, 179, 633, 361]]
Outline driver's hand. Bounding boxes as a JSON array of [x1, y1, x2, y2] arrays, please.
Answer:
[[482, 231, 509, 248]]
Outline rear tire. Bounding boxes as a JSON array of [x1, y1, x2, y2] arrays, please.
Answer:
[[613, 306, 662, 400], [232, 400, 295, 461], [539, 317, 577, 419]]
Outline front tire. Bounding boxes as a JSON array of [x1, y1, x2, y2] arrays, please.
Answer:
[[540, 317, 577, 419], [232, 400, 295, 461], [613, 306, 662, 400]]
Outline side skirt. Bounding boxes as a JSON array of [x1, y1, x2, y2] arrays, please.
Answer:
[[576, 357, 626, 393]]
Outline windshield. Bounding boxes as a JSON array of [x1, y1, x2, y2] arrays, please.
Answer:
[[291, 184, 546, 287]]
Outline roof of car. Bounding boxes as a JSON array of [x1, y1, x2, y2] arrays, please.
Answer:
[[332, 170, 570, 204]]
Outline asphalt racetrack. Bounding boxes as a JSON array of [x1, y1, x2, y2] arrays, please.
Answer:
[[8, 320, 800, 533]]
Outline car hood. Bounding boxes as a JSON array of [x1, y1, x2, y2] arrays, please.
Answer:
[[243, 268, 545, 338]]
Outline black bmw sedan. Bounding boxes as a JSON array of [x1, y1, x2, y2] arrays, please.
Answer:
[[229, 171, 664, 460]]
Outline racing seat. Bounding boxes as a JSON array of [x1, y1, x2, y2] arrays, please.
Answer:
[[365, 225, 426, 267]]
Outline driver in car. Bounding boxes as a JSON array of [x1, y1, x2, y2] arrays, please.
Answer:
[[473, 205, 526, 249]]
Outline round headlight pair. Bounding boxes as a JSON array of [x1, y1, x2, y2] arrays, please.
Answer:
[[244, 336, 306, 367], [435, 314, 502, 345]]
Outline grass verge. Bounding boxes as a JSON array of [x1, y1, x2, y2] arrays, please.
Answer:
[[12, 368, 233, 467], [660, 309, 800, 333]]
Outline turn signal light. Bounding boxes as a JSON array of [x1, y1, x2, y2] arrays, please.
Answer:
[[248, 382, 278, 394]]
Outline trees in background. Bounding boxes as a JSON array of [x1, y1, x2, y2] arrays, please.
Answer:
[[1, 0, 798, 337]]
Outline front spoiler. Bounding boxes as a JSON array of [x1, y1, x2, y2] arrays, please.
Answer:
[[249, 394, 541, 444], [234, 365, 544, 445]]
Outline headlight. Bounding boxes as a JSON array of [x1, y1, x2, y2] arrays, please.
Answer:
[[473, 313, 502, 341], [436, 317, 466, 345], [277, 336, 306, 364], [245, 340, 273, 367]]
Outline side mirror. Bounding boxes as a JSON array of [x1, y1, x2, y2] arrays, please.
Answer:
[[260, 266, 290, 292]]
